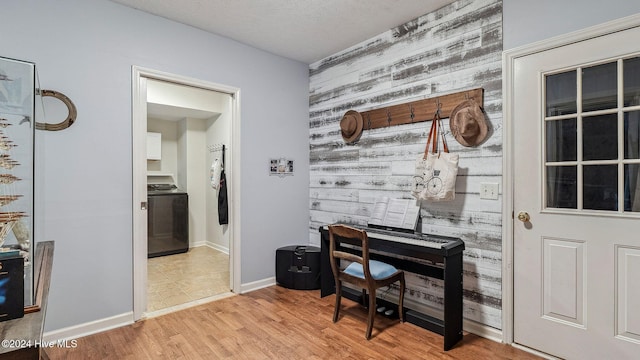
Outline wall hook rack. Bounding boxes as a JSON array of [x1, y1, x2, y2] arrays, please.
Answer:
[[350, 87, 483, 131]]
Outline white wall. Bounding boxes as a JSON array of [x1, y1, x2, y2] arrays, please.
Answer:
[[1, 0, 309, 332], [179, 118, 208, 247], [309, 0, 503, 329], [206, 98, 232, 252], [503, 0, 640, 50], [149, 115, 226, 248], [147, 80, 231, 249]]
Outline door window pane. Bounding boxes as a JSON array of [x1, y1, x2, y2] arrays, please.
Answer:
[[543, 56, 639, 214], [625, 164, 640, 212], [583, 165, 618, 210], [582, 62, 617, 112], [546, 71, 577, 116], [625, 111, 640, 159], [583, 114, 618, 161], [546, 119, 577, 162], [547, 166, 577, 209], [624, 57, 640, 107]]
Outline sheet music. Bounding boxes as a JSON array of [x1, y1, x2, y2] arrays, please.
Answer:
[[368, 197, 420, 230], [369, 197, 390, 226]]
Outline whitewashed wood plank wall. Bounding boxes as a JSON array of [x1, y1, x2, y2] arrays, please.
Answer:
[[308, 0, 504, 329]]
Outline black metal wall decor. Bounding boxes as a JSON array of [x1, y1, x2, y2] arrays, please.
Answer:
[[35, 89, 77, 131]]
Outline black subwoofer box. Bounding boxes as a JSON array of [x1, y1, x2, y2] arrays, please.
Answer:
[[276, 245, 321, 290]]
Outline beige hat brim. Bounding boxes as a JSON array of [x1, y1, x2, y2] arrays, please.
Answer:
[[449, 99, 488, 147], [340, 110, 364, 144]]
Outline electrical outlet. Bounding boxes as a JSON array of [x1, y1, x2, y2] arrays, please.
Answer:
[[480, 183, 499, 200]]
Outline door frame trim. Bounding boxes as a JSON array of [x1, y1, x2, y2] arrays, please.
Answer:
[[131, 66, 242, 320], [502, 13, 640, 345]]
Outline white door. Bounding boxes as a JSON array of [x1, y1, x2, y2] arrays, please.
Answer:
[[512, 25, 640, 359]]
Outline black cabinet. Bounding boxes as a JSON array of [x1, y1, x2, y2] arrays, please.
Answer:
[[147, 192, 188, 258]]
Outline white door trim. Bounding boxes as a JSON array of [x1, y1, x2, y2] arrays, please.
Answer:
[[502, 13, 640, 345], [131, 66, 242, 320]]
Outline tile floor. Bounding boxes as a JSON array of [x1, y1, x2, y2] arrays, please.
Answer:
[[147, 246, 230, 312]]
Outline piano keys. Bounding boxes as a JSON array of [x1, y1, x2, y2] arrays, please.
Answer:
[[348, 224, 464, 252]]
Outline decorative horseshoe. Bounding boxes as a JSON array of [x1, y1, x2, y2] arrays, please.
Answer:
[[35, 89, 77, 131]]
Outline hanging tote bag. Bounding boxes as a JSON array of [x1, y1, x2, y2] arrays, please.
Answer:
[[411, 119, 436, 199], [411, 113, 459, 201]]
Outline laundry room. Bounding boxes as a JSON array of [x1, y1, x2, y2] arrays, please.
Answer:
[[145, 78, 232, 312]]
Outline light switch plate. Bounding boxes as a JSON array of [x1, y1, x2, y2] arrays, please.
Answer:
[[480, 183, 499, 200]]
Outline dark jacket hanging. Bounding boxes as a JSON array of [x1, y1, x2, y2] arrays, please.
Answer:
[[218, 169, 229, 225]]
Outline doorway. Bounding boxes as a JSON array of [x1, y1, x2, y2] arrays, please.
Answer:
[[132, 67, 241, 320], [504, 17, 640, 359]]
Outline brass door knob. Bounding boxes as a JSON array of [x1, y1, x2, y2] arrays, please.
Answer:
[[517, 211, 530, 222]]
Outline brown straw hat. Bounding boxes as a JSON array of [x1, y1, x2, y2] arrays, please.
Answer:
[[340, 110, 363, 144], [449, 99, 488, 147]]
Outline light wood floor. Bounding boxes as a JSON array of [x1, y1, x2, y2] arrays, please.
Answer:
[[46, 286, 541, 359], [147, 246, 230, 312]]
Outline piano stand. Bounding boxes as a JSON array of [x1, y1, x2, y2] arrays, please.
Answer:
[[319, 226, 464, 350]]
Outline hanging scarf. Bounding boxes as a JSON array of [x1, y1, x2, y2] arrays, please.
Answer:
[[218, 170, 228, 225]]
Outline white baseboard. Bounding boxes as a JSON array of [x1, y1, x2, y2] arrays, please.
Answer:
[[463, 318, 503, 342], [240, 277, 276, 294], [206, 242, 229, 255], [43, 312, 133, 342], [191, 240, 206, 248], [190, 241, 229, 254]]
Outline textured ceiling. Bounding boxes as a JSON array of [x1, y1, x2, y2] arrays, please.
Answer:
[[110, 0, 455, 64]]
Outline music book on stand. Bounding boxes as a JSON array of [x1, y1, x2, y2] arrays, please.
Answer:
[[367, 197, 420, 233]]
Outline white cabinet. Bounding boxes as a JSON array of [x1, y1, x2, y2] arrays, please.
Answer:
[[147, 132, 162, 160]]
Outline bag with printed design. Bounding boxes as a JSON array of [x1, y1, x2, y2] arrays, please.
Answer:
[[411, 112, 459, 201]]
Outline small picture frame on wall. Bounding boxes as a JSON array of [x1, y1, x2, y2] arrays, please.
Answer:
[[269, 158, 294, 177]]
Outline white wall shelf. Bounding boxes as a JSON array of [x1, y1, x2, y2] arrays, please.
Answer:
[[147, 171, 174, 177]]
